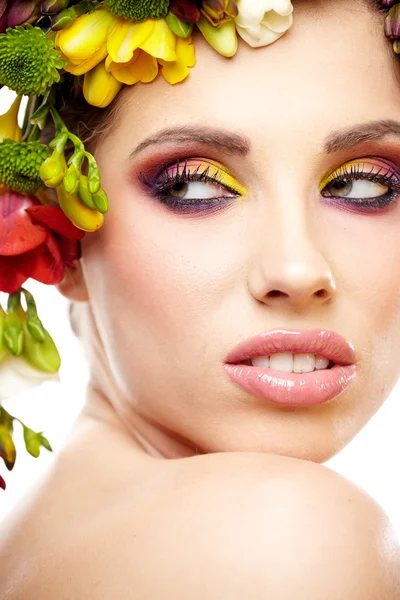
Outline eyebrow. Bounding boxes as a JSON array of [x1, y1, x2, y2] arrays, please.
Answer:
[[324, 120, 400, 153], [130, 120, 400, 160], [130, 125, 251, 158]]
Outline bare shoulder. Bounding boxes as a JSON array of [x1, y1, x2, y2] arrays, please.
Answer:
[[1, 442, 399, 599]]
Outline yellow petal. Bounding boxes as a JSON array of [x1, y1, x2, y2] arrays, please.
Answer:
[[196, 16, 238, 57], [83, 60, 123, 108], [0, 95, 22, 143], [64, 45, 108, 75], [158, 36, 196, 85], [140, 18, 177, 61], [107, 19, 155, 63], [56, 9, 117, 61], [111, 50, 159, 85], [105, 49, 140, 72]]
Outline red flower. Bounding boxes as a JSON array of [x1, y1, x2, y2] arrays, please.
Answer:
[[0, 192, 85, 294], [0, 473, 5, 490]]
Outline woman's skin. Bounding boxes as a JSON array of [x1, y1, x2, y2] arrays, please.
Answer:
[[1, 0, 400, 597]]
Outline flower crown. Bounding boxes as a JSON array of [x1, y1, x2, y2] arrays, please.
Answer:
[[0, 0, 396, 491]]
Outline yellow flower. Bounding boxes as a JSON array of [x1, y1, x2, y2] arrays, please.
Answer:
[[83, 59, 123, 108], [107, 17, 177, 63], [106, 50, 159, 85], [63, 46, 108, 76], [55, 8, 117, 65], [158, 36, 196, 84], [0, 95, 22, 144]]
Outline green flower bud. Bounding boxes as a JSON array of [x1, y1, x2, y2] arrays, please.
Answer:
[[27, 316, 46, 343], [23, 323, 61, 373], [0, 139, 50, 194], [40, 0, 70, 15], [39, 148, 67, 188], [4, 311, 24, 357], [50, 6, 78, 30], [30, 104, 50, 130], [78, 175, 97, 210], [165, 12, 194, 38], [87, 161, 101, 194], [92, 188, 109, 214], [0, 306, 7, 362], [23, 426, 42, 458], [22, 426, 53, 458], [62, 163, 80, 195], [105, 0, 169, 21], [0, 424, 16, 470], [0, 24, 67, 96]]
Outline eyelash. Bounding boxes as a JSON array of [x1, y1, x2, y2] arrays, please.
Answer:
[[138, 158, 400, 215], [139, 159, 241, 213], [320, 163, 400, 210]]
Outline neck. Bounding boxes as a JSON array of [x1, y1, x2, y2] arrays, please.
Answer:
[[74, 302, 200, 460]]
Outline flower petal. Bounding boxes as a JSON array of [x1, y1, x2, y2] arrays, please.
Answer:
[[0, 194, 47, 256], [111, 50, 159, 85], [55, 8, 117, 61], [158, 36, 195, 84], [0, 256, 27, 293], [12, 236, 64, 285], [107, 18, 155, 63], [26, 205, 86, 240], [63, 45, 108, 76], [83, 60, 123, 108], [140, 18, 177, 61]]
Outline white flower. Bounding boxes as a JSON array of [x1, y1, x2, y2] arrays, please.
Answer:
[[235, 0, 294, 48], [0, 355, 59, 402]]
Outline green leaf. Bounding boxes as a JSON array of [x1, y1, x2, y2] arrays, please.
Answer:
[[38, 433, 53, 453], [23, 426, 41, 458]]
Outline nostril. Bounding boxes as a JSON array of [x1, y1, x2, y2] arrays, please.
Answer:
[[315, 289, 330, 299], [267, 290, 289, 299]]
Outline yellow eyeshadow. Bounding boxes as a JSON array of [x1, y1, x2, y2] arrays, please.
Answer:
[[319, 158, 390, 191], [188, 158, 248, 197]]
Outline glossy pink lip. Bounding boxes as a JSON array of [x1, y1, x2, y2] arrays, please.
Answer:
[[224, 329, 356, 407]]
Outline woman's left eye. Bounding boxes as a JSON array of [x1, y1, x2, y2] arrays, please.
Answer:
[[320, 158, 400, 211], [139, 158, 248, 213]]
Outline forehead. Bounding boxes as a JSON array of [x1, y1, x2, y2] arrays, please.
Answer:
[[112, 1, 399, 154]]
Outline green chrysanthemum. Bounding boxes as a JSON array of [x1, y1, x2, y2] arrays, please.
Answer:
[[105, 0, 170, 21], [0, 25, 67, 96], [0, 140, 50, 195]]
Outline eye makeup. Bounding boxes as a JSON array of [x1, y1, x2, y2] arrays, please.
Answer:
[[138, 158, 248, 214], [320, 157, 400, 212]]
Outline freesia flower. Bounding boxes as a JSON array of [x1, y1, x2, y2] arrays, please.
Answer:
[[0, 353, 59, 401], [0, 191, 85, 294], [0, 0, 42, 33], [0, 95, 22, 144], [235, 0, 293, 48]]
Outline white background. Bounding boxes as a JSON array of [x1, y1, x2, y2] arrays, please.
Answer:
[[0, 92, 399, 542]]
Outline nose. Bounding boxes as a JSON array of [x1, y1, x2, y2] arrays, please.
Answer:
[[247, 208, 336, 311]]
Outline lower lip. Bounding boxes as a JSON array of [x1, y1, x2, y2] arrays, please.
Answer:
[[224, 364, 356, 406]]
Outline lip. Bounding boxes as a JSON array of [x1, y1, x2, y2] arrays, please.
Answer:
[[224, 329, 356, 407]]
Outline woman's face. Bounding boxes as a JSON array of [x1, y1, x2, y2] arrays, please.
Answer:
[[81, 0, 400, 462]]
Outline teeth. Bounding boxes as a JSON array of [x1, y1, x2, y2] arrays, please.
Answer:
[[251, 354, 331, 373], [293, 354, 315, 373], [315, 356, 329, 370], [269, 353, 293, 372]]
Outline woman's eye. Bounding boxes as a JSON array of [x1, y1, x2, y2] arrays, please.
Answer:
[[139, 158, 248, 213], [325, 179, 389, 199], [320, 158, 400, 211], [168, 179, 237, 201]]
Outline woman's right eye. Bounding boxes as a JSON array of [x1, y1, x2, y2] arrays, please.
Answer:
[[320, 158, 400, 211], [139, 158, 248, 214]]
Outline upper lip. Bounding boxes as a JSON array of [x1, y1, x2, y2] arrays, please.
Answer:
[[225, 329, 356, 366]]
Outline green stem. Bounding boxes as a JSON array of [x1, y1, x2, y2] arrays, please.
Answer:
[[49, 104, 68, 134], [0, 406, 24, 429], [22, 95, 39, 142], [27, 124, 41, 142], [7, 291, 21, 313]]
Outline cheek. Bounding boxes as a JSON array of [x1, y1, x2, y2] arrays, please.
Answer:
[[82, 186, 248, 361], [325, 209, 400, 361]]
